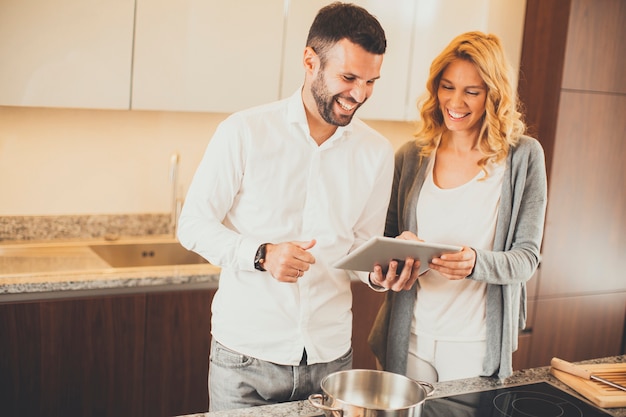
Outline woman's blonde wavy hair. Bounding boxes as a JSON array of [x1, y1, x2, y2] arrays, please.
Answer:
[[414, 31, 526, 172]]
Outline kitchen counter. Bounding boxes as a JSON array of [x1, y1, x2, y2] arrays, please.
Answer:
[[179, 356, 626, 417], [0, 237, 221, 301]]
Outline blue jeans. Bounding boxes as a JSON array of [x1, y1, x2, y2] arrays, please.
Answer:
[[208, 338, 353, 411]]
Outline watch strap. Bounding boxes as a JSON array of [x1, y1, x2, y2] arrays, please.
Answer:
[[254, 243, 268, 271]]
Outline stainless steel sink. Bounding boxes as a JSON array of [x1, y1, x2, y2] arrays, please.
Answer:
[[89, 242, 208, 268]]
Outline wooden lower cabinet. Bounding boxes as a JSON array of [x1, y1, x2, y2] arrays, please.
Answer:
[[143, 289, 213, 416], [0, 294, 146, 417], [512, 292, 626, 370], [524, 293, 626, 368], [351, 281, 385, 370], [0, 283, 383, 417], [512, 330, 533, 371], [0, 290, 213, 417]]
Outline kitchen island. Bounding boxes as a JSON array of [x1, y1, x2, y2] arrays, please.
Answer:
[[179, 356, 626, 417]]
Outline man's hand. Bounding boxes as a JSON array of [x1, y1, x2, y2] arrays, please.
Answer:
[[369, 257, 421, 292], [368, 231, 422, 291], [263, 239, 316, 283]]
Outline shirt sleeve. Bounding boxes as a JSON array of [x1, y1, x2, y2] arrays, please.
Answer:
[[470, 138, 548, 285], [177, 115, 262, 271]]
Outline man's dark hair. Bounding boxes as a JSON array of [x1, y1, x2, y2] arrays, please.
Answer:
[[306, 2, 386, 65]]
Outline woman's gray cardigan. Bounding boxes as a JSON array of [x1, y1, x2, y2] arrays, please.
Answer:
[[368, 136, 548, 380]]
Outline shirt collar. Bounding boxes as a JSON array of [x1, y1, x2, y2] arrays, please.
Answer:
[[286, 88, 353, 144]]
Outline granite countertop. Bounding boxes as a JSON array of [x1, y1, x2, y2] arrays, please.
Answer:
[[0, 236, 221, 300], [180, 356, 626, 417]]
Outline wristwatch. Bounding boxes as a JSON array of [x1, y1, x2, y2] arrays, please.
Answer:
[[254, 243, 268, 271]]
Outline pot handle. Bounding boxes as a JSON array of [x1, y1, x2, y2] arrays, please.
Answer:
[[308, 393, 343, 416], [418, 381, 435, 397]]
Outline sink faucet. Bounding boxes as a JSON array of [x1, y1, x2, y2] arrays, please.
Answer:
[[169, 152, 183, 237]]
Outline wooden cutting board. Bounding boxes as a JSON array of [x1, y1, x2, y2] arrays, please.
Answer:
[[550, 363, 626, 408]]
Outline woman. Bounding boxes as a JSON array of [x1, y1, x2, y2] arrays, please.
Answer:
[[367, 31, 547, 381]]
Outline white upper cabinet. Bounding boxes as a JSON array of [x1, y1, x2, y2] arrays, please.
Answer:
[[0, 0, 135, 109], [131, 0, 286, 113], [0, 0, 526, 120]]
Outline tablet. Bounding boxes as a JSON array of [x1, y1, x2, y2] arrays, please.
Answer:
[[333, 236, 462, 275]]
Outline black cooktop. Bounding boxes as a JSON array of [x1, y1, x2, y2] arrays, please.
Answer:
[[422, 381, 612, 417]]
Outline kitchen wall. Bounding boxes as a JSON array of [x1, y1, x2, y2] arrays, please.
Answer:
[[0, 106, 416, 216]]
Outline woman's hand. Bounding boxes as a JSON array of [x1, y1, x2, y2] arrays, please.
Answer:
[[429, 246, 476, 280]]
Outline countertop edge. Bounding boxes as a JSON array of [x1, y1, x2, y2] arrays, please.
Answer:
[[0, 264, 221, 301]]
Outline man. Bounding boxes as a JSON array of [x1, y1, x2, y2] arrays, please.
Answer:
[[178, 2, 393, 411]]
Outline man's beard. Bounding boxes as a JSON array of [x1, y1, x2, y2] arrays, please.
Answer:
[[311, 73, 361, 127]]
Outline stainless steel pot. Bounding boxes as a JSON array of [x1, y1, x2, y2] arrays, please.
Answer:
[[308, 369, 434, 417]]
